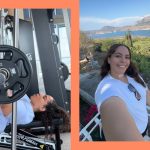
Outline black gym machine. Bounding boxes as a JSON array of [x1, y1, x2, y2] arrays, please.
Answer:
[[0, 9, 70, 150]]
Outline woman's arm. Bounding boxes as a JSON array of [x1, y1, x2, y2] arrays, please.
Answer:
[[0, 94, 34, 125], [100, 96, 144, 141]]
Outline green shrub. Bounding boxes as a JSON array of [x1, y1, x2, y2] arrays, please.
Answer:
[[93, 37, 150, 78]]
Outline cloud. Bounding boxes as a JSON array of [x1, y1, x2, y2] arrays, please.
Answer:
[[80, 15, 150, 31]]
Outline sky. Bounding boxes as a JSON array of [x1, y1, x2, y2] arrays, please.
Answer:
[[80, 0, 150, 31]]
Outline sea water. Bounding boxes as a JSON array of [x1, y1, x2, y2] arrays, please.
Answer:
[[89, 30, 150, 39]]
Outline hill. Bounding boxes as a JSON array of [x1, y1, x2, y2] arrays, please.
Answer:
[[84, 16, 150, 34]]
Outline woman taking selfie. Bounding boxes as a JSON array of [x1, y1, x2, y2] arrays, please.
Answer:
[[95, 44, 150, 141]]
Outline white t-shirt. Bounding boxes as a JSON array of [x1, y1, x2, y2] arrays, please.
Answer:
[[95, 74, 148, 134], [0, 94, 34, 133]]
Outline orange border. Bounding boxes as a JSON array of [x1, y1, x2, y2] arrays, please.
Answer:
[[0, 0, 71, 8], [71, 0, 79, 149]]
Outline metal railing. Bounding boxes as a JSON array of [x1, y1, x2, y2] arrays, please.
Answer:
[[80, 106, 150, 141]]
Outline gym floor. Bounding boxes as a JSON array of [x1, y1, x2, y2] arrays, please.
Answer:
[[61, 132, 70, 150]]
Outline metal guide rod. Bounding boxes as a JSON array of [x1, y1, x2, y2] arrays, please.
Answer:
[[0, 9, 5, 44], [62, 9, 71, 52], [12, 9, 19, 150], [56, 24, 62, 59]]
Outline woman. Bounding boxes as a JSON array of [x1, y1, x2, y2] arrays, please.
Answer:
[[0, 93, 54, 133], [95, 44, 150, 141]]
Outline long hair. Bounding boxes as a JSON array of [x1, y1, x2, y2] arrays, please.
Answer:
[[41, 101, 70, 137], [100, 44, 146, 87]]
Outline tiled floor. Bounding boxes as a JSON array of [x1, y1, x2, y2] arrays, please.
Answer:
[[61, 132, 70, 150]]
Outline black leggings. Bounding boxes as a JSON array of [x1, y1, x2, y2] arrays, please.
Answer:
[[101, 125, 148, 141]]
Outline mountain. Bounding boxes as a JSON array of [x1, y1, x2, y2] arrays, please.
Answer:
[[136, 16, 150, 26], [85, 16, 150, 34], [100, 26, 116, 31]]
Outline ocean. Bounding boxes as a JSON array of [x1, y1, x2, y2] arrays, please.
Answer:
[[89, 29, 150, 39]]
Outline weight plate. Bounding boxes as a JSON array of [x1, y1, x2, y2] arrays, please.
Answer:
[[0, 45, 32, 104]]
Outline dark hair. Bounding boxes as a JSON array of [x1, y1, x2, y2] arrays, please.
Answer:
[[100, 43, 146, 87], [41, 101, 70, 137]]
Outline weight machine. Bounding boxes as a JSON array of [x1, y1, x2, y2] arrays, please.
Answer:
[[0, 9, 70, 150]]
